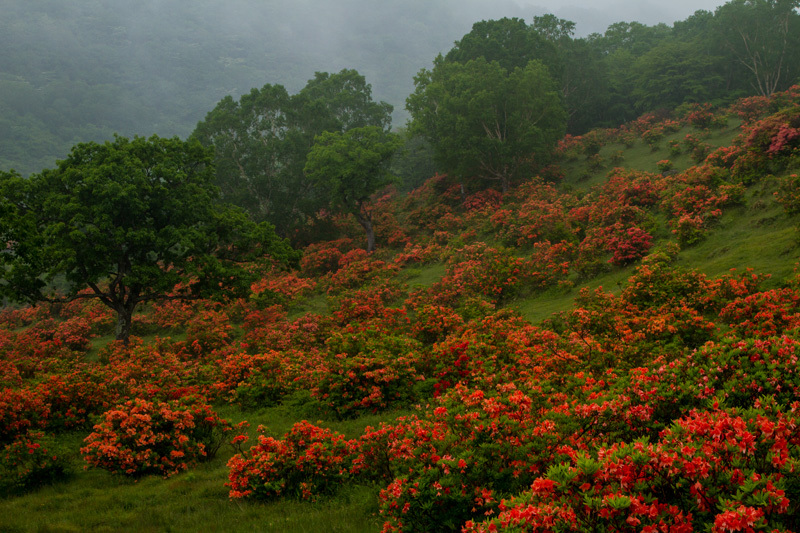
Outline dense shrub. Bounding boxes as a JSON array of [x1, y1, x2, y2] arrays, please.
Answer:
[[0, 430, 69, 496], [81, 397, 230, 477], [227, 421, 356, 501]]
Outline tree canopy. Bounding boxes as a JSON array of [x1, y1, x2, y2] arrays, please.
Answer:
[[407, 57, 566, 193], [192, 69, 393, 244], [713, 0, 800, 97], [0, 134, 296, 342], [304, 126, 401, 252]]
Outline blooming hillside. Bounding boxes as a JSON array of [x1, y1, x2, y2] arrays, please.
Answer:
[[1, 87, 800, 532]]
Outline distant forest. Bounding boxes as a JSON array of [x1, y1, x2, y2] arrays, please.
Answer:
[[1, 0, 798, 176]]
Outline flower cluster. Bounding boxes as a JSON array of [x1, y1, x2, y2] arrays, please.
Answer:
[[81, 397, 230, 477], [227, 421, 357, 500]]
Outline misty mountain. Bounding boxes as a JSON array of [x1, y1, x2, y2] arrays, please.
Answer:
[[0, 0, 531, 175], [1, 0, 732, 176]]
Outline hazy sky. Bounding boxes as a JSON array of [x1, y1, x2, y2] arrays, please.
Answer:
[[517, 0, 726, 35]]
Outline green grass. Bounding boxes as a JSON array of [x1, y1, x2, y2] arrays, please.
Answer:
[[507, 119, 799, 322], [510, 266, 636, 324], [400, 262, 447, 289], [287, 292, 330, 320], [560, 119, 743, 193], [0, 401, 401, 533], [675, 178, 799, 284], [0, 460, 382, 532]]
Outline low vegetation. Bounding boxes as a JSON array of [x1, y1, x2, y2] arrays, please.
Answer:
[[1, 84, 800, 532]]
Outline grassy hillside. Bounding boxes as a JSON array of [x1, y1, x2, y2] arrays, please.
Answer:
[[1, 90, 800, 531]]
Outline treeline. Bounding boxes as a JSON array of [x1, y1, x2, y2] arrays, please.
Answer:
[[0, 0, 512, 176], [455, 1, 800, 134], [2, 0, 798, 177], [191, 1, 800, 247]]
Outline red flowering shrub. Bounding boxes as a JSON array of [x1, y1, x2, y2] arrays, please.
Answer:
[[409, 304, 464, 344], [219, 349, 295, 407], [733, 105, 800, 181], [466, 399, 800, 532], [330, 282, 406, 326], [426, 243, 533, 306], [493, 180, 576, 247], [681, 102, 724, 129], [0, 388, 50, 446], [312, 328, 423, 418], [374, 383, 558, 533], [182, 308, 234, 354], [0, 304, 51, 329], [151, 298, 207, 331], [227, 421, 357, 501], [0, 430, 68, 495], [606, 225, 653, 266], [81, 397, 231, 477], [728, 95, 771, 124], [94, 338, 216, 400], [393, 242, 442, 266], [555, 134, 583, 160], [745, 107, 800, 158], [250, 271, 316, 308], [326, 250, 400, 295], [34, 371, 114, 431], [719, 288, 800, 337], [299, 238, 354, 276], [464, 189, 503, 212]]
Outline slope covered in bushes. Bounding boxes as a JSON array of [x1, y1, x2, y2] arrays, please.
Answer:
[[1, 88, 800, 531]]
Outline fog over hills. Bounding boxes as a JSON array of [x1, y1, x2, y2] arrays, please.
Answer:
[[0, 0, 726, 175]]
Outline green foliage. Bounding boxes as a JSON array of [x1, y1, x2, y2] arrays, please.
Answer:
[[193, 70, 393, 242], [0, 135, 296, 342], [407, 57, 566, 193], [713, 0, 800, 97], [632, 40, 726, 112], [304, 126, 402, 251], [444, 17, 556, 73], [0, 430, 70, 496]]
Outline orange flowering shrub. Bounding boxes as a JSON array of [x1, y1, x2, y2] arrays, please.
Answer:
[[250, 271, 316, 307], [0, 388, 50, 446], [182, 308, 234, 354], [312, 327, 423, 418], [326, 250, 400, 295], [227, 421, 357, 501], [299, 238, 354, 276], [81, 397, 231, 477]]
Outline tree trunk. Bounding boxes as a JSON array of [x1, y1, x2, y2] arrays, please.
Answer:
[[115, 309, 133, 344], [500, 175, 509, 195], [354, 204, 376, 253]]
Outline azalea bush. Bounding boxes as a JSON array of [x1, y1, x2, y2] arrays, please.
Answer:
[[226, 421, 357, 501], [466, 398, 800, 532], [81, 397, 231, 477], [312, 327, 423, 418], [0, 430, 69, 496]]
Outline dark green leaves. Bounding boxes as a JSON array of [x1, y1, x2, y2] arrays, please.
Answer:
[[0, 134, 295, 341], [407, 57, 566, 193]]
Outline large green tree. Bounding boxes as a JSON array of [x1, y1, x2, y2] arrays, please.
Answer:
[[0, 135, 296, 343], [407, 57, 566, 194], [191, 85, 312, 234], [631, 40, 727, 112], [192, 69, 393, 242], [444, 17, 556, 73], [713, 0, 800, 97], [304, 126, 401, 252]]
